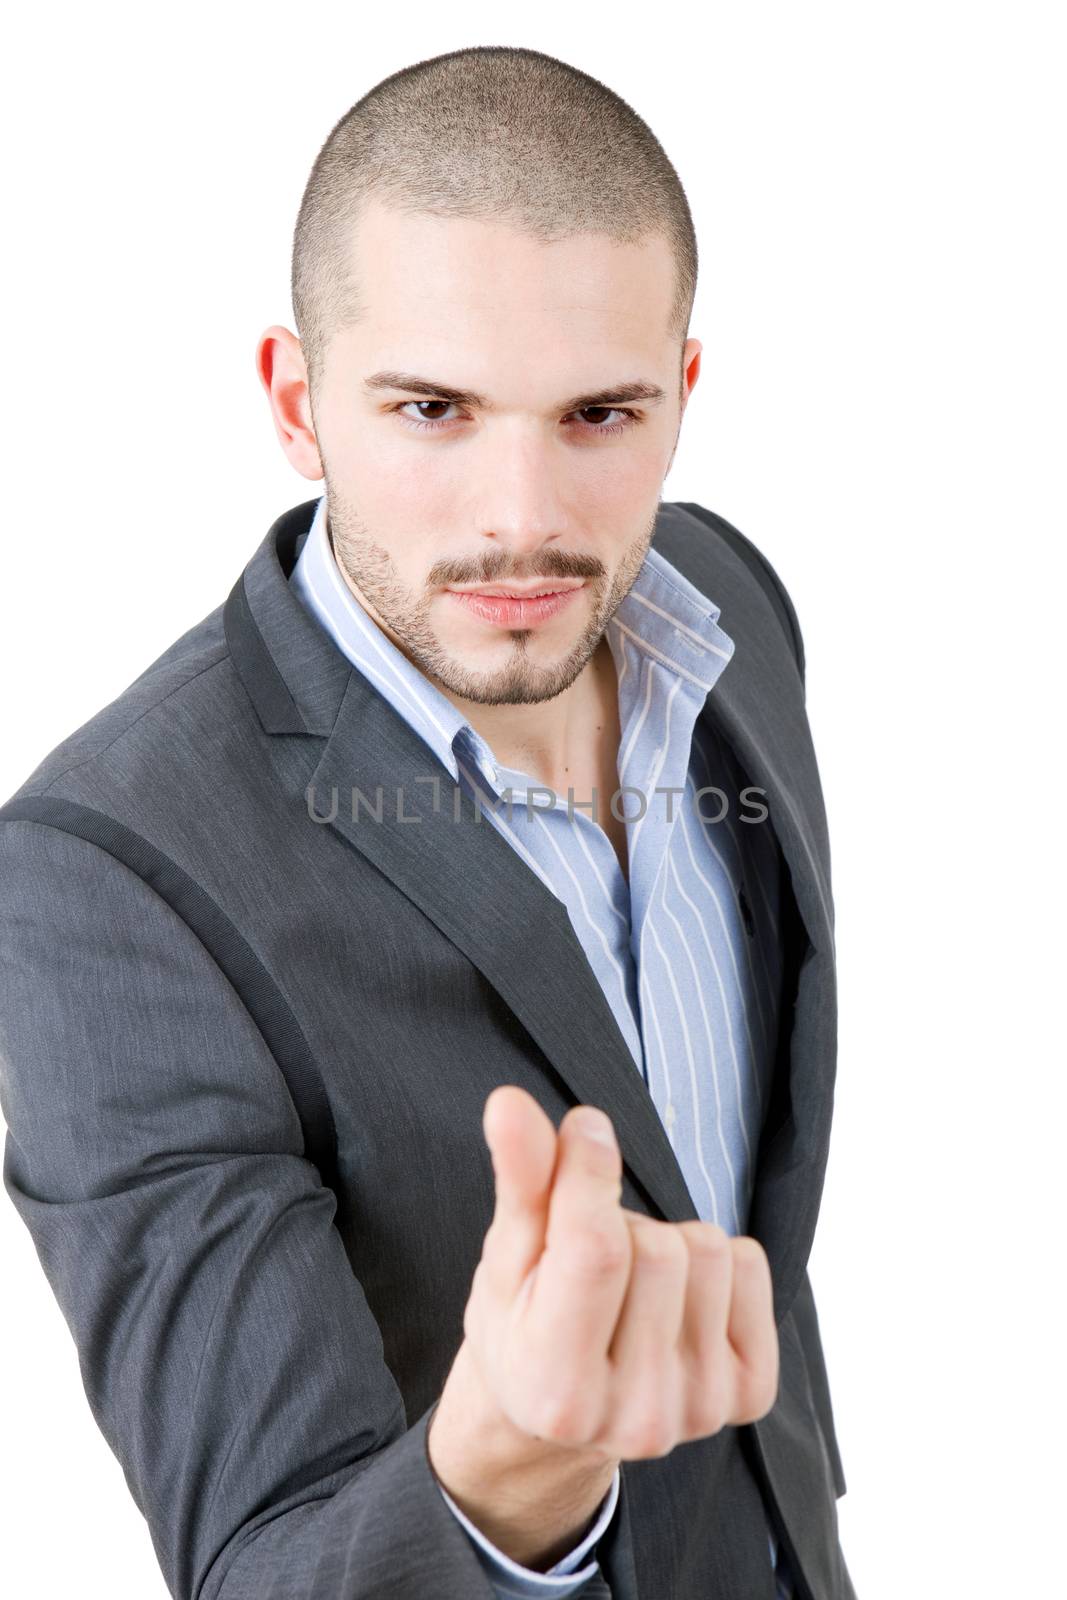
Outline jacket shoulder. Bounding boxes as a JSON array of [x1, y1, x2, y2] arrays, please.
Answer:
[[2, 602, 235, 808]]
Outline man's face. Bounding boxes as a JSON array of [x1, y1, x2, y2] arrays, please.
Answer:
[[308, 196, 699, 707]]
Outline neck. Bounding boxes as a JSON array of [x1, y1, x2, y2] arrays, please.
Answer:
[[450, 634, 620, 790]]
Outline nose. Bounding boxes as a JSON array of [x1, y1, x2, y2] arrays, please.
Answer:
[[475, 424, 570, 558]]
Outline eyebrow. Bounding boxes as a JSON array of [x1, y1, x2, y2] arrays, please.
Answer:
[[361, 370, 668, 414]]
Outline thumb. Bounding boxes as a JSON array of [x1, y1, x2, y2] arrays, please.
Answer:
[[481, 1085, 558, 1301]]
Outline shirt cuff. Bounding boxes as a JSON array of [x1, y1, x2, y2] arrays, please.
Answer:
[[435, 1467, 621, 1597]]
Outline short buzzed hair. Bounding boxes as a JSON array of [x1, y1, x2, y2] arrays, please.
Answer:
[[291, 45, 698, 400]]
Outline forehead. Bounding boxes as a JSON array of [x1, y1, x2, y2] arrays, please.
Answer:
[[343, 196, 676, 352]]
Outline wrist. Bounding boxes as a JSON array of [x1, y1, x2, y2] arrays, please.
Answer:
[[427, 1339, 619, 1570]]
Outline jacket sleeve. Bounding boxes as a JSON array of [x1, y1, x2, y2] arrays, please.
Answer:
[[437, 1468, 621, 1597], [0, 816, 500, 1600]]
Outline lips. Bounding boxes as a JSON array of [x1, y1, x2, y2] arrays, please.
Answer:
[[446, 585, 585, 628]]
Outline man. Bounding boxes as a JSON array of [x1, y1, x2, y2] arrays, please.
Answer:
[[0, 44, 855, 1600]]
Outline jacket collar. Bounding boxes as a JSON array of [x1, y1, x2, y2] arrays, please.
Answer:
[[224, 497, 836, 1323], [223, 498, 352, 736]]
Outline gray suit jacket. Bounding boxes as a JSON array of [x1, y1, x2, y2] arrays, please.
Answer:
[[0, 497, 856, 1600]]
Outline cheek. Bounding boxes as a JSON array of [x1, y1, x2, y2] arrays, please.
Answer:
[[331, 443, 454, 557], [357, 444, 465, 530], [598, 436, 666, 497], [556, 449, 661, 525]]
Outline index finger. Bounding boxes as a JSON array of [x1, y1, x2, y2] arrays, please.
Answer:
[[520, 1107, 632, 1431]]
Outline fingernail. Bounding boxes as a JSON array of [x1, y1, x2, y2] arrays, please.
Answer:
[[575, 1108, 616, 1147]]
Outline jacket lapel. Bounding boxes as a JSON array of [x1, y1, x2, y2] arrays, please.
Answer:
[[226, 498, 837, 1321], [306, 670, 699, 1229]]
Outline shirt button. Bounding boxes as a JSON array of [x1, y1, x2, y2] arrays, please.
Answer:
[[665, 1101, 677, 1130]]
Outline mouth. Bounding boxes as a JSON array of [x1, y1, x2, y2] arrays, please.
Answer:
[[445, 582, 586, 629]]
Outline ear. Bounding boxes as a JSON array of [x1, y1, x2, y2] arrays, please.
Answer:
[[255, 324, 324, 482], [680, 337, 702, 415]]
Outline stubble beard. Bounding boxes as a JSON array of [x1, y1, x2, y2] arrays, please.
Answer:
[[323, 484, 655, 708]]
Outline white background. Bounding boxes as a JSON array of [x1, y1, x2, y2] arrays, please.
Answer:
[[1, 4, 1064, 1595]]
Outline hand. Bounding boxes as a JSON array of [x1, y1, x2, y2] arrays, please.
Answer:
[[462, 1083, 779, 1463]]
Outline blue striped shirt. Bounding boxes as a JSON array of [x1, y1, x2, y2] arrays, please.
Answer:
[[290, 492, 794, 1599]]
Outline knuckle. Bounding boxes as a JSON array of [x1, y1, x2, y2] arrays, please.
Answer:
[[681, 1221, 730, 1261], [687, 1369, 731, 1438], [736, 1356, 780, 1421], [563, 1219, 629, 1279], [530, 1384, 594, 1447], [694, 1397, 729, 1438], [615, 1407, 677, 1460], [730, 1235, 769, 1275], [613, 1374, 680, 1460], [631, 1220, 689, 1271]]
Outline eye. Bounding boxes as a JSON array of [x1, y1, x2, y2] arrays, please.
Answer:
[[572, 406, 637, 436], [397, 400, 458, 430], [393, 400, 639, 436]]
